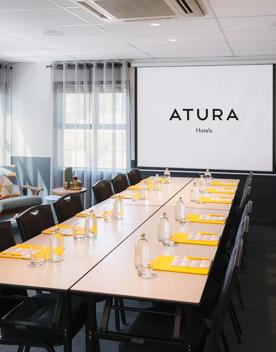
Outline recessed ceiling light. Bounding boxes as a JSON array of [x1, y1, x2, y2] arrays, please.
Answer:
[[150, 23, 160, 27], [169, 38, 177, 42], [42, 30, 64, 37]]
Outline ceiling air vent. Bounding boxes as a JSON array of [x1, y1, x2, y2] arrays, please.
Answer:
[[76, 0, 205, 22]]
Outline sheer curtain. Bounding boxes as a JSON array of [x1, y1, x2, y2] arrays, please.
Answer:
[[0, 63, 12, 165], [52, 61, 131, 206]]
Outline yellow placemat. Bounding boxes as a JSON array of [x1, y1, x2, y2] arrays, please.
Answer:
[[111, 193, 134, 199], [42, 223, 73, 235], [42, 224, 95, 236], [127, 185, 143, 191], [197, 197, 232, 205], [211, 181, 237, 187], [0, 243, 48, 260], [186, 213, 226, 225], [170, 232, 219, 246], [151, 255, 211, 275], [206, 188, 235, 195]]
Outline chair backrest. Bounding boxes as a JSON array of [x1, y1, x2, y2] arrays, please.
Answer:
[[92, 180, 113, 204], [206, 235, 240, 352], [127, 168, 142, 186], [53, 193, 83, 223], [111, 173, 129, 194], [0, 221, 15, 251], [15, 205, 55, 242]]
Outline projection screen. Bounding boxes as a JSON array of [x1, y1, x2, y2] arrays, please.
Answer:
[[137, 64, 273, 172]]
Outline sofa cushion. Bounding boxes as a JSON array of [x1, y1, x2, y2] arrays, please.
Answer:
[[0, 196, 42, 213], [0, 175, 21, 199], [0, 165, 19, 185]]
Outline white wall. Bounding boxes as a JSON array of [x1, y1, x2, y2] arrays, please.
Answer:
[[11, 62, 52, 157]]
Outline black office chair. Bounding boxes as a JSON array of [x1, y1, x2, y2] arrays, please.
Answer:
[[111, 173, 129, 194], [0, 292, 87, 352], [0, 221, 27, 318], [204, 231, 241, 352], [127, 168, 142, 186], [200, 205, 249, 348], [53, 193, 83, 223], [15, 205, 55, 242], [92, 180, 113, 203]]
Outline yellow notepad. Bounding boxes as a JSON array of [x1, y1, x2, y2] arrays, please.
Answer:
[[127, 185, 143, 191], [42, 223, 73, 235], [197, 197, 232, 205], [151, 255, 211, 275], [0, 243, 48, 260], [171, 232, 219, 246], [186, 213, 226, 225], [206, 188, 235, 195], [211, 181, 237, 187]]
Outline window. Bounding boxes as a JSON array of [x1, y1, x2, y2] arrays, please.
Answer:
[[63, 87, 129, 170]]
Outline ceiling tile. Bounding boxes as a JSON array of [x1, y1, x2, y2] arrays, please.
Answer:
[[149, 47, 233, 58], [51, 0, 79, 7], [98, 18, 221, 36], [219, 15, 276, 32], [56, 45, 147, 56], [0, 48, 66, 58], [0, 0, 59, 11], [225, 30, 276, 43], [209, 0, 276, 17], [230, 40, 276, 51], [0, 34, 39, 50], [69, 52, 150, 60], [0, 8, 86, 29], [134, 41, 232, 54], [121, 32, 225, 46]]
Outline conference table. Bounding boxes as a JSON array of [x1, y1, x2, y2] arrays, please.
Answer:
[[0, 176, 240, 351]]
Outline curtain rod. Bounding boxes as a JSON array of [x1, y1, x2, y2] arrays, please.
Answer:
[[46, 62, 130, 69]]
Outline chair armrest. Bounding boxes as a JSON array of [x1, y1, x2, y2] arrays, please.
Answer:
[[20, 185, 43, 196]]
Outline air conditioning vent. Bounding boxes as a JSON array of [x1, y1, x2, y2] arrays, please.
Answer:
[[78, 1, 109, 18], [76, 0, 205, 22]]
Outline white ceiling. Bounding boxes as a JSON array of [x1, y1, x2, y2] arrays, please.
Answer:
[[0, 0, 276, 62]]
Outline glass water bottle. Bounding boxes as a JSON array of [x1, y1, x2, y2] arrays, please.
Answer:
[[113, 198, 124, 220], [49, 231, 64, 262], [134, 233, 155, 279], [157, 212, 171, 245], [204, 169, 212, 185], [164, 168, 171, 183], [85, 210, 97, 238], [175, 197, 185, 222], [190, 182, 200, 202]]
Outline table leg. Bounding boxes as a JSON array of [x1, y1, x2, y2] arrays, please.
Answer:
[[63, 293, 72, 352], [86, 294, 99, 352]]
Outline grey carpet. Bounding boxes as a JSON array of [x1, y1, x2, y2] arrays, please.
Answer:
[[1, 225, 276, 351]]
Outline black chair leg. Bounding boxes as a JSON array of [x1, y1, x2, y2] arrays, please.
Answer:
[[235, 279, 245, 309], [221, 330, 230, 352], [17, 347, 24, 352], [228, 306, 242, 344], [114, 298, 121, 330], [118, 299, 127, 325], [230, 301, 242, 335]]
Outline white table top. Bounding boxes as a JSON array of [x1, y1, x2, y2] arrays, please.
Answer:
[[105, 177, 192, 207], [71, 206, 229, 304], [166, 178, 239, 211], [0, 204, 159, 290], [0, 176, 239, 298]]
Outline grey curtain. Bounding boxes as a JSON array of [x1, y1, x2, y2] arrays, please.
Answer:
[[0, 63, 12, 165], [52, 61, 131, 207]]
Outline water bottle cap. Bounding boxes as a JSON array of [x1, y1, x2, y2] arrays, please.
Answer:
[[163, 212, 167, 217], [140, 233, 146, 238]]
